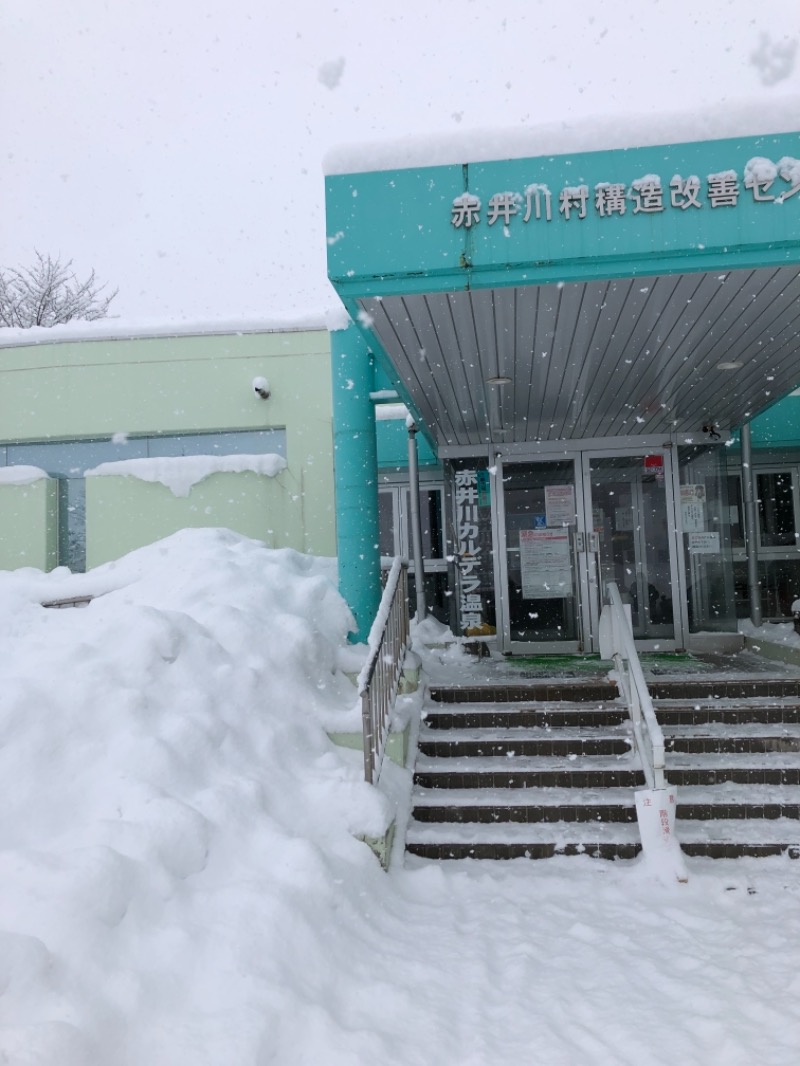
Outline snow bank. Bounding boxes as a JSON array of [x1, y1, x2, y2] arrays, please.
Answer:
[[0, 529, 391, 1063], [2, 529, 800, 1064], [86, 454, 287, 497], [0, 465, 48, 485], [740, 617, 800, 648]]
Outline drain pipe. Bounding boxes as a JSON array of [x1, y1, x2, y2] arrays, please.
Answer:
[[741, 422, 763, 627], [407, 419, 427, 621]]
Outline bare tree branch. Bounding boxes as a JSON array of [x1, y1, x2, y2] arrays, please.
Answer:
[[0, 253, 118, 328]]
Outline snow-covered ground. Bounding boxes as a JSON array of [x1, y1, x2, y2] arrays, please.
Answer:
[[1, 530, 799, 1065]]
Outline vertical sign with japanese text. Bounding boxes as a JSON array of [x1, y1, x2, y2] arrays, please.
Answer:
[[455, 469, 482, 631]]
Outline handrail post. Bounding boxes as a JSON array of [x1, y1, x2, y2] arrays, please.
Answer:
[[357, 558, 411, 786], [600, 581, 687, 881]]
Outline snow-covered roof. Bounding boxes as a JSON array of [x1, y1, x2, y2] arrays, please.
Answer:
[[325, 95, 800, 175], [0, 309, 349, 350]]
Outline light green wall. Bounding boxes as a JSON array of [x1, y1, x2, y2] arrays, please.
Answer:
[[0, 329, 335, 560], [85, 471, 302, 566], [0, 478, 58, 570]]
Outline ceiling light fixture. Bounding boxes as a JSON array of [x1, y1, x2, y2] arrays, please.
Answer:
[[716, 361, 743, 371], [486, 375, 512, 385]]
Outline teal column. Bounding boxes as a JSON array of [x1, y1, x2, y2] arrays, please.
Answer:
[[331, 322, 381, 642]]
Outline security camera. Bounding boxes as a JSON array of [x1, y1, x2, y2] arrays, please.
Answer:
[[252, 376, 271, 400]]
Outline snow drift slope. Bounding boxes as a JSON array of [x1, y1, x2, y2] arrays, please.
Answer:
[[1, 528, 800, 1065], [0, 529, 390, 1064]]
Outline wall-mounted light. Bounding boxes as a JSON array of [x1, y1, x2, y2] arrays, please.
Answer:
[[252, 376, 271, 400]]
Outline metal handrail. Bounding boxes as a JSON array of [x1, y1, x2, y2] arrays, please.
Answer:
[[601, 582, 666, 790], [357, 558, 410, 784]]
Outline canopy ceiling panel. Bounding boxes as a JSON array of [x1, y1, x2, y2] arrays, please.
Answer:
[[359, 265, 800, 448]]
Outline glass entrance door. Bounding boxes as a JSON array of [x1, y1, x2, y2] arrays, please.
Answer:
[[583, 452, 679, 649], [495, 449, 681, 654], [497, 459, 587, 653]]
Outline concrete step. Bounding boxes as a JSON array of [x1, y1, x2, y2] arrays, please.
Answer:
[[649, 680, 800, 700], [412, 784, 638, 824], [405, 818, 642, 861], [674, 817, 800, 859], [429, 682, 619, 704], [422, 703, 628, 730], [417, 726, 633, 759], [655, 699, 800, 726]]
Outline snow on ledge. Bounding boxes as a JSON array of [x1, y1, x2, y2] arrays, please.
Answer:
[[86, 454, 287, 498], [0, 465, 49, 486], [739, 618, 800, 649], [0, 306, 350, 349], [324, 95, 800, 175]]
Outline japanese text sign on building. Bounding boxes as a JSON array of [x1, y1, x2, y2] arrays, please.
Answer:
[[455, 469, 483, 631], [450, 157, 800, 229]]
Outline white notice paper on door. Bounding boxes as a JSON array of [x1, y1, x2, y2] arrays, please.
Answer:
[[519, 529, 572, 599], [545, 484, 576, 526]]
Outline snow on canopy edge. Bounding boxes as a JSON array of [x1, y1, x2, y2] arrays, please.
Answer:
[[86, 454, 288, 498], [324, 94, 800, 175]]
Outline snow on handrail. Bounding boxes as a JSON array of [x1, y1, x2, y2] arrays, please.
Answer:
[[601, 582, 666, 791], [358, 559, 410, 784]]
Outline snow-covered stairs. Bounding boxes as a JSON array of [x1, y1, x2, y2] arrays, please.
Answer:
[[406, 682, 646, 861], [652, 678, 800, 859], [405, 676, 800, 863]]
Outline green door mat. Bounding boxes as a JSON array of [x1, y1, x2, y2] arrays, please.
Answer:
[[506, 652, 711, 678]]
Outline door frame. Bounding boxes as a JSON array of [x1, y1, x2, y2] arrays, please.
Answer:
[[581, 445, 683, 653], [492, 442, 688, 655], [493, 452, 592, 655]]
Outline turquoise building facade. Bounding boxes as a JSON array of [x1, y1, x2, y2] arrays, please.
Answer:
[[326, 128, 800, 649]]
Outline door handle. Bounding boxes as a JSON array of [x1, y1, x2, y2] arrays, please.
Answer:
[[576, 531, 585, 552], [589, 532, 600, 553]]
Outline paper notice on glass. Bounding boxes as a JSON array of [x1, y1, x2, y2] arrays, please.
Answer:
[[519, 529, 572, 599], [687, 532, 720, 554], [681, 485, 706, 532], [615, 506, 634, 532], [545, 484, 575, 527]]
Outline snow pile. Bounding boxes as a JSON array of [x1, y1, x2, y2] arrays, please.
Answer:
[[0, 529, 389, 1063], [0, 465, 48, 486], [740, 617, 800, 648], [2, 529, 800, 1064], [86, 454, 287, 497]]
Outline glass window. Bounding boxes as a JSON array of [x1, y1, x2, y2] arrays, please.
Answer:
[[734, 559, 800, 619], [405, 487, 444, 560], [678, 445, 737, 634], [726, 475, 745, 549], [148, 429, 286, 458], [378, 489, 396, 557], [757, 472, 796, 547]]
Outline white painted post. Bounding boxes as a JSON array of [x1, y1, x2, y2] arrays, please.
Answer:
[[635, 788, 688, 882]]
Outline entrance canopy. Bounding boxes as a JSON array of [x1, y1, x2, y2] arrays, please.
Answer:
[[326, 129, 800, 452]]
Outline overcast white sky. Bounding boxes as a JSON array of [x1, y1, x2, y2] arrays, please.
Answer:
[[2, 1, 799, 329]]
